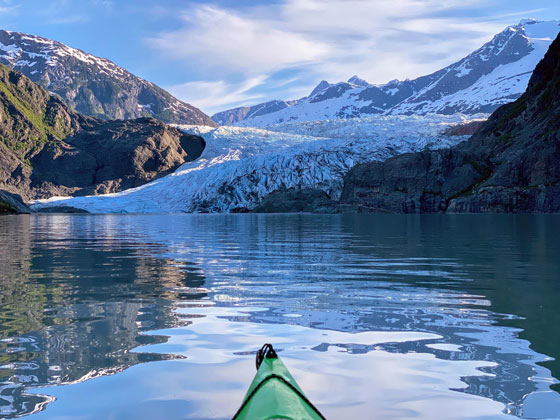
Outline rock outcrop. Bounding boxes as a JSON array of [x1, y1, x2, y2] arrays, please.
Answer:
[[0, 190, 30, 214], [252, 188, 334, 213], [0, 64, 205, 201], [442, 120, 486, 136], [339, 32, 560, 213]]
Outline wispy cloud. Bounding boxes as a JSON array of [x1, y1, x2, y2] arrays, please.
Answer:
[[489, 8, 548, 21], [146, 0, 518, 110], [0, 0, 19, 15], [91, 0, 114, 9], [32, 0, 113, 25], [167, 76, 270, 115], [46, 15, 89, 25], [166, 73, 316, 115], [148, 5, 329, 76]]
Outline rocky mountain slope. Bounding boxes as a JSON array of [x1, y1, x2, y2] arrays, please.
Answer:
[[213, 20, 560, 127], [338, 31, 560, 213], [0, 64, 205, 202], [0, 30, 216, 126], [0, 190, 30, 214]]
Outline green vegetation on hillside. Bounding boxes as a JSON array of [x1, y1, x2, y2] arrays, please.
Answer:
[[0, 64, 78, 161]]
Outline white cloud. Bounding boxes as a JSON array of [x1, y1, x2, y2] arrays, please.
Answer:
[[147, 0, 541, 109], [267, 0, 505, 83], [149, 6, 329, 75], [167, 76, 270, 115], [168, 74, 313, 115], [46, 15, 89, 25], [0, 0, 19, 15]]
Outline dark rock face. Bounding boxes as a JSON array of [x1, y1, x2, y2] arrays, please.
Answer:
[[29, 118, 205, 198], [252, 188, 335, 213], [0, 64, 205, 201], [309, 80, 332, 97], [0, 30, 216, 127], [339, 33, 560, 213], [443, 120, 486, 136], [0, 190, 30, 214], [309, 82, 354, 103], [34, 205, 89, 213]]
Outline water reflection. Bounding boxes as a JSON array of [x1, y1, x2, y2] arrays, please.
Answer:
[[0, 214, 558, 419], [0, 216, 207, 417]]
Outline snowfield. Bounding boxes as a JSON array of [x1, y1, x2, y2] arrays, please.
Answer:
[[0, 31, 129, 78], [31, 114, 487, 214], [389, 20, 560, 116]]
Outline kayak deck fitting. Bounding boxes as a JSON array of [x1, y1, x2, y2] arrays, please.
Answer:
[[232, 344, 326, 420]]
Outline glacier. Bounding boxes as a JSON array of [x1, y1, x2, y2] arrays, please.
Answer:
[[31, 114, 486, 214]]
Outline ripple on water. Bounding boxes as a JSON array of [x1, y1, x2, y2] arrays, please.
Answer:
[[0, 213, 559, 419], [27, 306, 508, 420]]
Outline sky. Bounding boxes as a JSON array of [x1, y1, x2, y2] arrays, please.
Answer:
[[1, 0, 559, 115]]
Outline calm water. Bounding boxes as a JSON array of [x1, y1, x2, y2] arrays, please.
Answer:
[[0, 214, 559, 420]]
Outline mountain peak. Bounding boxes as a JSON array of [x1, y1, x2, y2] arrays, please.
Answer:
[[309, 80, 331, 97], [347, 75, 370, 87], [212, 20, 560, 126], [0, 30, 216, 127]]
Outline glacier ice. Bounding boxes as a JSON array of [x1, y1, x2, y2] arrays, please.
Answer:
[[31, 114, 487, 214]]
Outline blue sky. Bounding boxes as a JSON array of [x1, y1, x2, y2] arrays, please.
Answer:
[[1, 0, 559, 115]]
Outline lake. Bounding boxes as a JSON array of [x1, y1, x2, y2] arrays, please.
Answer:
[[0, 214, 559, 419]]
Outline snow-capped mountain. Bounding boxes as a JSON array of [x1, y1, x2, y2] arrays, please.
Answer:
[[31, 114, 484, 213], [0, 30, 216, 126], [212, 19, 560, 127], [210, 99, 299, 125]]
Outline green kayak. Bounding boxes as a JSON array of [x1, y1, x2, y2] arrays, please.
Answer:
[[232, 344, 326, 420]]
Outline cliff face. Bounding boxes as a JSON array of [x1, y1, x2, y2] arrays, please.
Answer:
[[0, 190, 30, 214], [27, 118, 205, 199], [339, 33, 560, 213], [0, 64, 205, 202]]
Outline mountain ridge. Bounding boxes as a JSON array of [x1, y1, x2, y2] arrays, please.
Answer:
[[212, 19, 560, 126], [0, 29, 217, 127]]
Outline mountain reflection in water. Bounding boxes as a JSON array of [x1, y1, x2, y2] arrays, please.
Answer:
[[0, 214, 558, 419], [0, 215, 207, 417]]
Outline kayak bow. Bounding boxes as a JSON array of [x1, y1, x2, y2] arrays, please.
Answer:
[[232, 344, 326, 420]]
